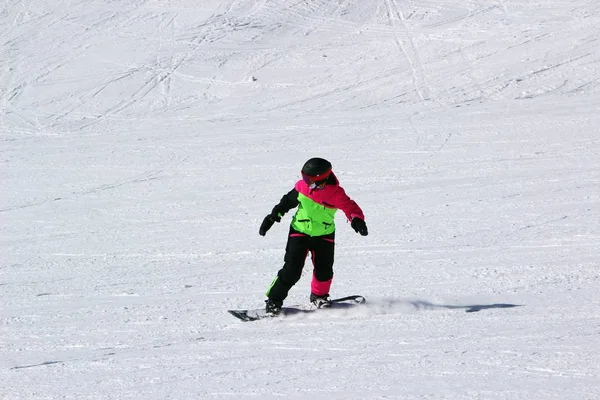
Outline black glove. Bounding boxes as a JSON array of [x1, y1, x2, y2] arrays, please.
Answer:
[[351, 218, 368, 236], [259, 213, 281, 236]]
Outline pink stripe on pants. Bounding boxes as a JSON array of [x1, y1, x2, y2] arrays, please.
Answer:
[[311, 276, 332, 296]]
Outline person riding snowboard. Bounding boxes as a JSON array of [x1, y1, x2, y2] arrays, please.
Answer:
[[258, 157, 368, 315]]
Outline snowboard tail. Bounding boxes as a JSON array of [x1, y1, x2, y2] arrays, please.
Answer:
[[228, 295, 366, 322]]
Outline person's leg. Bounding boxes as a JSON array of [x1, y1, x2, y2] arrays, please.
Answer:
[[266, 229, 310, 304], [310, 233, 335, 297]]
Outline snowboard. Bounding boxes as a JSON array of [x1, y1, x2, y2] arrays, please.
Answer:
[[228, 295, 366, 322]]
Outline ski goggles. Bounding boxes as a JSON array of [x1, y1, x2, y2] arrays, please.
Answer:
[[301, 169, 332, 189]]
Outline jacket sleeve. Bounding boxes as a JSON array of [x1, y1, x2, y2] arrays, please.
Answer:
[[332, 187, 365, 221], [270, 188, 299, 218]]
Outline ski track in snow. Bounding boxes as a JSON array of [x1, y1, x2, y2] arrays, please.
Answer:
[[1, 0, 600, 399]]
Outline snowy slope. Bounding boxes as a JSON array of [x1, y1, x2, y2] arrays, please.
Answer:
[[1, 0, 600, 399]]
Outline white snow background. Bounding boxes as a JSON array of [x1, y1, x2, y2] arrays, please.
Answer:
[[1, 1, 600, 399]]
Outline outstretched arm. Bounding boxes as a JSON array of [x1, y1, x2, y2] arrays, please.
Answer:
[[270, 188, 300, 219], [332, 187, 368, 236], [259, 188, 299, 236], [332, 187, 364, 221]]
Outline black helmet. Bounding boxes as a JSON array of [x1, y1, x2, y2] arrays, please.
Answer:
[[301, 157, 332, 185]]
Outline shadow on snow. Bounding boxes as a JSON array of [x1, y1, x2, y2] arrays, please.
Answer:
[[402, 299, 522, 313]]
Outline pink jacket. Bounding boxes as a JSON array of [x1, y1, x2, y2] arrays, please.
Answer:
[[294, 175, 364, 222]]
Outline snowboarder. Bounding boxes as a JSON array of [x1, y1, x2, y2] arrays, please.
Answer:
[[258, 157, 368, 315]]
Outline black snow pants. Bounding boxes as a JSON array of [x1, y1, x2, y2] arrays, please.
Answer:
[[266, 226, 335, 304]]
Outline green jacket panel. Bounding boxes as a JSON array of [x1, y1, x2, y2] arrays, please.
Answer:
[[291, 193, 337, 236]]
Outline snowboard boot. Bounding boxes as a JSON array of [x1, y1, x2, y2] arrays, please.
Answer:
[[265, 299, 283, 315], [310, 293, 332, 309]]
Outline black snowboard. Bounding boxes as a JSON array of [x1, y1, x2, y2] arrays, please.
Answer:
[[228, 295, 366, 322]]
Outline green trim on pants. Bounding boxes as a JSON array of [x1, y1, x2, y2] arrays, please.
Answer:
[[266, 276, 278, 297]]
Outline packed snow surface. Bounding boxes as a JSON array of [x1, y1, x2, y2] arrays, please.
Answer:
[[2, 1, 599, 399]]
